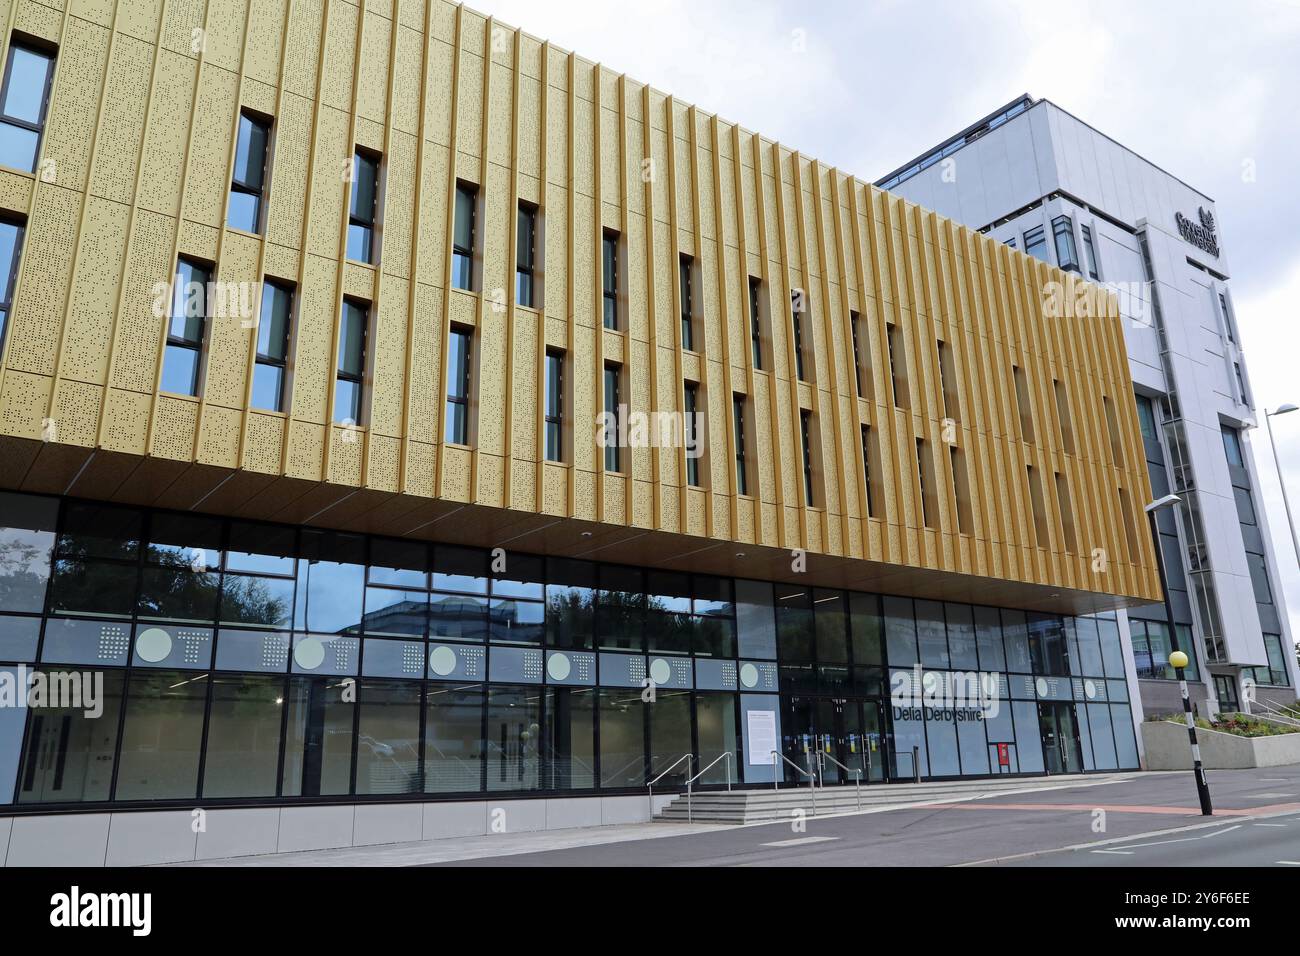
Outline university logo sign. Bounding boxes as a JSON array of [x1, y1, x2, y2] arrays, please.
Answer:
[[1175, 206, 1219, 258]]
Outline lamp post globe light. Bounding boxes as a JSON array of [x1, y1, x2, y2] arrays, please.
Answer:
[[1144, 493, 1213, 815], [1263, 403, 1300, 568]]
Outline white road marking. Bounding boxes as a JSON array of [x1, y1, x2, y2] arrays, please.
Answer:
[[1103, 824, 1243, 854], [1091, 849, 1135, 855], [1253, 823, 1287, 827], [1276, 860, 1300, 866], [760, 836, 840, 848]]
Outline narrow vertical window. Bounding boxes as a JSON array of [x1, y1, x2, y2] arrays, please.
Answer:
[[1022, 225, 1049, 262], [252, 280, 293, 412], [1055, 472, 1077, 553], [1013, 365, 1034, 443], [452, 182, 477, 291], [1053, 378, 1075, 454], [950, 446, 973, 534], [937, 339, 959, 422], [679, 255, 694, 350], [228, 111, 271, 233], [887, 322, 908, 408], [748, 276, 763, 370], [1234, 363, 1248, 404], [347, 148, 379, 263], [1102, 395, 1123, 465], [335, 299, 368, 424], [445, 327, 471, 444], [161, 258, 211, 397], [1081, 224, 1100, 280], [544, 349, 564, 462], [604, 363, 622, 472], [733, 394, 749, 496], [0, 216, 25, 347], [516, 202, 537, 307], [850, 312, 864, 397], [1051, 215, 1078, 272], [860, 424, 875, 518], [1117, 486, 1139, 563], [790, 293, 810, 382], [0, 41, 56, 174], [602, 231, 619, 329], [916, 438, 934, 529], [800, 410, 816, 506], [1027, 465, 1048, 547], [684, 381, 701, 487], [1219, 292, 1235, 343]]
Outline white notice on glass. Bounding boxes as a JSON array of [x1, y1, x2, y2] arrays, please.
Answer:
[[746, 710, 778, 766]]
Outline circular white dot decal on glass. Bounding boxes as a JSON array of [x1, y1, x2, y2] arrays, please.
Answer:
[[1035, 678, 1049, 697], [429, 645, 458, 677], [649, 658, 672, 685], [547, 653, 571, 681], [294, 637, 325, 670], [135, 627, 172, 663], [1084, 679, 1097, 699], [739, 662, 760, 688]]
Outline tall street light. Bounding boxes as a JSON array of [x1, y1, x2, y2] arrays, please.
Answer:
[[1145, 493, 1213, 816], [1263, 403, 1300, 567]]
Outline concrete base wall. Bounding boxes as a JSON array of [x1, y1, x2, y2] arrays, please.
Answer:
[[0, 795, 676, 867], [1140, 720, 1300, 770]]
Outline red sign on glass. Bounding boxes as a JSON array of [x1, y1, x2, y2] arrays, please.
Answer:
[[996, 743, 1010, 767]]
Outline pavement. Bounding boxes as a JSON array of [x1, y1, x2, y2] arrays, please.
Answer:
[[174, 765, 1300, 867]]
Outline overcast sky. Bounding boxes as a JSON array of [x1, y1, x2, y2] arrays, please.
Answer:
[[469, 0, 1300, 644]]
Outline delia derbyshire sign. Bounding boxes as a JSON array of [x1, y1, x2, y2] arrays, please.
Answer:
[[1175, 206, 1219, 258]]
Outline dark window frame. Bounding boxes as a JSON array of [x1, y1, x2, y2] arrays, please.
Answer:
[[0, 214, 26, 346], [445, 325, 472, 445], [748, 276, 763, 369], [347, 147, 381, 264], [0, 38, 56, 174], [602, 230, 619, 330], [516, 201, 537, 308], [604, 362, 623, 473], [252, 278, 293, 413], [792, 293, 807, 381], [679, 254, 695, 351], [733, 393, 748, 496], [163, 256, 212, 397], [1051, 214, 1079, 273], [228, 109, 272, 234], [684, 381, 701, 488], [335, 297, 370, 424], [452, 180, 478, 291], [544, 348, 564, 463]]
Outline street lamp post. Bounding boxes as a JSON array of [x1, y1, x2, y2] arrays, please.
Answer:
[[1144, 493, 1213, 816], [1263, 403, 1300, 567]]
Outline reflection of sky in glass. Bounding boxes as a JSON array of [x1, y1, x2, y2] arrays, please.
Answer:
[[296, 561, 365, 633]]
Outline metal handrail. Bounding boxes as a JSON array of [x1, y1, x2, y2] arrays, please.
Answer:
[[686, 751, 733, 789], [816, 750, 862, 811], [770, 750, 817, 816], [682, 752, 734, 823], [647, 753, 693, 820]]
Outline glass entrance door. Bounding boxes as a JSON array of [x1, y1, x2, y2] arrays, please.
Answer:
[[1037, 702, 1084, 774], [782, 697, 889, 785], [779, 695, 817, 784]]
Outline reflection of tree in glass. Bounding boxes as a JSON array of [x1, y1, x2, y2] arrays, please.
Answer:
[[0, 536, 52, 610], [218, 573, 290, 626]]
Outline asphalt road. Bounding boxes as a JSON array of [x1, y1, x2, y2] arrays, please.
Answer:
[[434, 765, 1300, 867]]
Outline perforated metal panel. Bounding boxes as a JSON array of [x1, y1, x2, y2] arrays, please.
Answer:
[[0, 0, 1159, 610]]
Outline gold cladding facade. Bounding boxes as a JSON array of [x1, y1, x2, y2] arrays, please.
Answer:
[[0, 0, 1161, 612]]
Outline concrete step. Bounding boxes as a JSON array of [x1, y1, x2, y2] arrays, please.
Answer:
[[654, 772, 1143, 824]]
